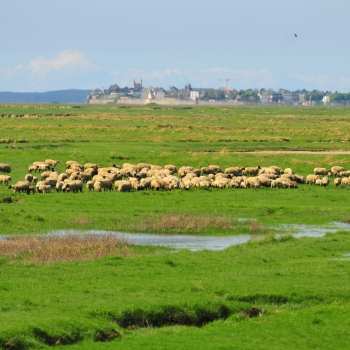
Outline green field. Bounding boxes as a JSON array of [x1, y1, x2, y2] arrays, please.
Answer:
[[1, 104, 350, 349]]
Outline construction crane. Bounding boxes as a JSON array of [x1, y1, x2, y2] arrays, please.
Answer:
[[219, 78, 249, 92]]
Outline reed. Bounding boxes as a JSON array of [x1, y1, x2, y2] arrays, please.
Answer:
[[0, 234, 130, 264]]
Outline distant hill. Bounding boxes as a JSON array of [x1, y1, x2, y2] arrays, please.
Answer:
[[0, 89, 92, 103]]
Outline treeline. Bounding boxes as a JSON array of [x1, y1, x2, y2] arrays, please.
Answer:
[[0, 90, 92, 103]]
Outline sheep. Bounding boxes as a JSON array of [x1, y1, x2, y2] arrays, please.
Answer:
[[321, 176, 330, 187], [66, 160, 79, 168], [44, 177, 57, 187], [294, 174, 306, 184], [284, 168, 293, 175], [93, 181, 102, 192], [245, 177, 261, 188], [331, 166, 345, 176], [258, 168, 277, 176], [314, 167, 329, 176], [0, 175, 11, 185], [209, 165, 223, 174], [0, 164, 11, 173], [78, 172, 92, 182], [58, 173, 69, 182], [56, 181, 64, 192], [115, 180, 132, 192], [62, 180, 83, 193], [84, 163, 99, 172], [45, 159, 60, 167], [315, 178, 322, 186], [242, 166, 261, 176], [164, 164, 178, 174], [225, 167, 244, 176], [151, 179, 163, 191], [86, 180, 95, 191], [100, 179, 113, 191], [28, 165, 37, 173], [41, 171, 52, 180], [36, 181, 44, 193], [26, 186, 36, 195], [32, 176, 38, 183], [334, 177, 341, 186], [136, 163, 151, 172], [151, 165, 163, 171], [38, 185, 52, 193], [25, 174, 33, 183], [36, 163, 50, 172], [269, 166, 283, 174], [9, 181, 30, 193], [178, 166, 194, 178], [257, 175, 272, 187], [201, 167, 215, 175], [341, 177, 350, 185], [139, 178, 151, 190], [306, 174, 320, 185]]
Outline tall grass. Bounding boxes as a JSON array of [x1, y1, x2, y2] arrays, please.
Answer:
[[0, 234, 130, 264], [133, 212, 233, 233]]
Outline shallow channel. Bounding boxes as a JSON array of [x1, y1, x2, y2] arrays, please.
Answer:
[[45, 221, 350, 252]]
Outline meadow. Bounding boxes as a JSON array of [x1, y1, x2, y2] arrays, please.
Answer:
[[1, 103, 350, 349]]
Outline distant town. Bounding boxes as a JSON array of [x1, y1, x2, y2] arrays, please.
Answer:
[[86, 80, 350, 106]]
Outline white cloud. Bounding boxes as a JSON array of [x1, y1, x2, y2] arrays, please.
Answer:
[[16, 49, 94, 76]]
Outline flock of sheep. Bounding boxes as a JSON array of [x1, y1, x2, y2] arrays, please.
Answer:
[[0, 160, 349, 195]]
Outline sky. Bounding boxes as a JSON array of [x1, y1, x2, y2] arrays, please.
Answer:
[[1, 0, 350, 92]]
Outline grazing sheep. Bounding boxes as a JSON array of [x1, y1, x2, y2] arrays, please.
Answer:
[[56, 181, 64, 192], [201, 167, 215, 175], [0, 175, 11, 185], [25, 174, 33, 183], [284, 168, 293, 175], [224, 167, 243, 176], [93, 181, 102, 192], [28, 165, 37, 173], [208, 165, 223, 174], [0, 163, 11, 173], [306, 174, 320, 185], [331, 166, 345, 176], [341, 177, 350, 185], [58, 173, 68, 182], [269, 166, 283, 174], [36, 163, 50, 172], [78, 172, 92, 182], [100, 179, 113, 191], [62, 180, 83, 193], [45, 159, 60, 167], [86, 180, 95, 191], [164, 164, 178, 174], [294, 174, 306, 184], [136, 163, 151, 172], [314, 167, 329, 176], [38, 185, 52, 193], [257, 175, 272, 187], [9, 181, 30, 193], [66, 160, 79, 168], [258, 167, 277, 176], [84, 163, 99, 172], [178, 166, 194, 178], [32, 176, 38, 184], [245, 177, 261, 188], [321, 176, 330, 186], [26, 186, 36, 195], [315, 179, 322, 186], [242, 166, 261, 176], [115, 180, 132, 192], [334, 178, 341, 186]]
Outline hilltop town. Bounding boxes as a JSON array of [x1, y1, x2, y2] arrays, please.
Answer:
[[86, 80, 350, 106]]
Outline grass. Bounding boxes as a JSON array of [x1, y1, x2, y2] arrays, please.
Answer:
[[0, 232, 350, 349], [2, 103, 350, 348]]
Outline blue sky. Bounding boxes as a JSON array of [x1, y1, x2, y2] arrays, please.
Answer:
[[1, 0, 349, 92]]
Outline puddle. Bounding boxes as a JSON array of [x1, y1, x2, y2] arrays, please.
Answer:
[[2, 221, 350, 252]]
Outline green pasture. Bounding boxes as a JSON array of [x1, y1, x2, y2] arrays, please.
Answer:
[[1, 104, 350, 233], [1, 104, 350, 348], [1, 233, 350, 349]]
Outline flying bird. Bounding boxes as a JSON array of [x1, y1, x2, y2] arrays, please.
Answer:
[[294, 33, 297, 38]]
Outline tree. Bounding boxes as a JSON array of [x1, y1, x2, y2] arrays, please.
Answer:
[[304, 91, 323, 102]]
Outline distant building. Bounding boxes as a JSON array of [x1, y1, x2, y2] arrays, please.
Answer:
[[258, 92, 270, 104], [282, 90, 293, 103], [155, 90, 165, 100], [190, 91, 199, 101], [133, 79, 143, 90], [322, 95, 330, 105], [270, 93, 283, 103]]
